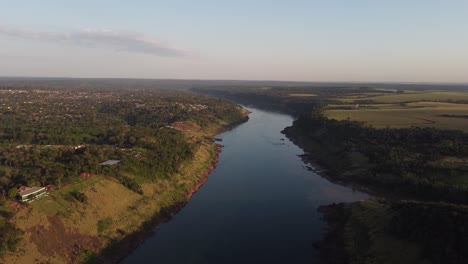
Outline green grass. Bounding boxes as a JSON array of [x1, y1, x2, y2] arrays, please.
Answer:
[[289, 93, 318, 97], [97, 217, 113, 234], [61, 177, 102, 194], [32, 198, 67, 216], [325, 101, 468, 132], [338, 91, 468, 104], [31, 177, 102, 216]]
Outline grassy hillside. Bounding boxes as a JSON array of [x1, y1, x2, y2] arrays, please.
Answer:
[[3, 141, 219, 263]]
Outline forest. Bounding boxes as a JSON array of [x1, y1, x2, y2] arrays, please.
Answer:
[[0, 87, 243, 193], [289, 114, 468, 203]]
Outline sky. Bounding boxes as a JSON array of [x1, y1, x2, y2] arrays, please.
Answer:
[[0, 1, 467, 83]]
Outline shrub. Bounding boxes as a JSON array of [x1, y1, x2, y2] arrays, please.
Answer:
[[97, 217, 113, 234], [67, 190, 88, 203]]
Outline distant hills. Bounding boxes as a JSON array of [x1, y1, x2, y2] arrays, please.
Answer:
[[1, 77, 467, 91]]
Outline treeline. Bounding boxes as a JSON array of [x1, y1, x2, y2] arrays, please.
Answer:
[[289, 113, 468, 203]]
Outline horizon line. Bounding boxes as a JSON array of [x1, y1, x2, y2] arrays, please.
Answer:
[[0, 75, 467, 86]]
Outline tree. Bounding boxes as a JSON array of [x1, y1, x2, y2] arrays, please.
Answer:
[[7, 188, 18, 199]]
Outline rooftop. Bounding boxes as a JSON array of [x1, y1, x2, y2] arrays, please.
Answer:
[[99, 160, 121, 166], [18, 186, 46, 197]]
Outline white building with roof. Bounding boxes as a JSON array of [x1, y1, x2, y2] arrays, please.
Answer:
[[18, 186, 47, 202]]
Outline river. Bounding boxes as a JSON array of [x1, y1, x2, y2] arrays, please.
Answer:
[[123, 107, 369, 263]]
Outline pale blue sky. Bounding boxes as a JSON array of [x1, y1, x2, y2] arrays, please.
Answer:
[[1, 1, 467, 82]]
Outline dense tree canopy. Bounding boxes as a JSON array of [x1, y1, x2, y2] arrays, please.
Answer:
[[0, 87, 243, 197]]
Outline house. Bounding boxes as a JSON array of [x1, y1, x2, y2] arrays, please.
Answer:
[[18, 186, 47, 203], [99, 160, 121, 166]]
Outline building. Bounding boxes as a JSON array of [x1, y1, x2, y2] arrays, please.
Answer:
[[99, 160, 121, 166], [18, 186, 47, 202]]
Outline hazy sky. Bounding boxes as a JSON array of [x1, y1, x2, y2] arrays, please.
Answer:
[[1, 1, 467, 82]]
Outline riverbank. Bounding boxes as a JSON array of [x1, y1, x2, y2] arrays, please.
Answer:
[[91, 111, 250, 263], [93, 146, 222, 263], [281, 122, 374, 196], [282, 117, 468, 263], [191, 86, 468, 263], [88, 113, 250, 263], [122, 105, 369, 263]]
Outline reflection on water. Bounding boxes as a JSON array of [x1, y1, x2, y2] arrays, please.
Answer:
[[123, 107, 369, 264]]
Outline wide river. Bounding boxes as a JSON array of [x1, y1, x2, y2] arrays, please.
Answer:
[[123, 107, 369, 263]]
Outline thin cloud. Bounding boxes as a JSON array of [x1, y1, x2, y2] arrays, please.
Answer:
[[0, 25, 186, 57]]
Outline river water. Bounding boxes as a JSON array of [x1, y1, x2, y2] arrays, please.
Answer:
[[123, 107, 368, 263]]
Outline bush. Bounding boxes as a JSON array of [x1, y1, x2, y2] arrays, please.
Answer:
[[7, 188, 18, 199], [0, 219, 23, 255], [67, 190, 88, 203], [112, 173, 143, 195], [97, 217, 113, 234]]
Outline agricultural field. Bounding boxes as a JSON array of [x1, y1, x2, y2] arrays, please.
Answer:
[[289, 93, 317, 97], [327, 91, 468, 132], [336, 90, 468, 103]]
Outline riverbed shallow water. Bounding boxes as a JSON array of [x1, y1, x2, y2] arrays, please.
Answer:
[[123, 107, 369, 264]]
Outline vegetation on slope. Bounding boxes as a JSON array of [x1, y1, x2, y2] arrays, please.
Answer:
[[286, 114, 468, 203], [0, 208, 22, 256]]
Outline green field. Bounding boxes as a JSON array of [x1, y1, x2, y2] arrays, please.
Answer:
[[289, 93, 317, 97], [337, 91, 468, 103], [325, 101, 468, 132]]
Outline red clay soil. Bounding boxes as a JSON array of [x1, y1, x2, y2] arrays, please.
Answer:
[[8, 201, 27, 210], [28, 216, 101, 264]]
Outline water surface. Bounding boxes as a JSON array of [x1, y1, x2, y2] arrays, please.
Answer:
[[124, 107, 368, 263]]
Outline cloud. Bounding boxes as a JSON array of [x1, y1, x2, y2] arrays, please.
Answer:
[[0, 25, 186, 57]]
